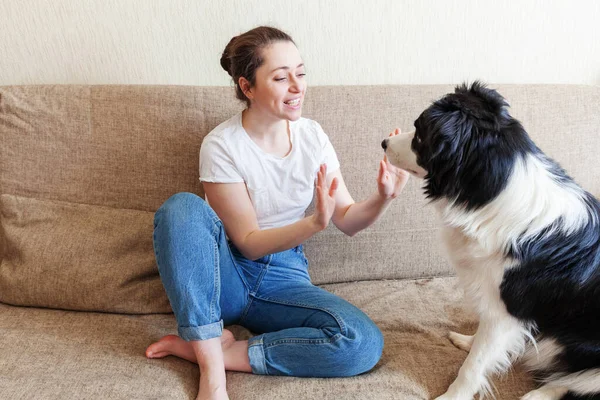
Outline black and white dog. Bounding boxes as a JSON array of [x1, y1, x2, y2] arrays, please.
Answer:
[[382, 82, 600, 400]]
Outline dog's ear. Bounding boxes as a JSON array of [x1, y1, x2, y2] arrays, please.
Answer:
[[422, 106, 471, 160], [449, 81, 510, 131], [419, 105, 472, 196]]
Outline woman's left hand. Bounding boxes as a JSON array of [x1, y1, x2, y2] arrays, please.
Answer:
[[377, 128, 411, 200]]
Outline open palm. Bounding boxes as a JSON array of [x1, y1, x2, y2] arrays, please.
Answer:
[[378, 128, 410, 199]]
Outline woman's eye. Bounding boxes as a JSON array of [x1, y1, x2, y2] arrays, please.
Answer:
[[275, 72, 305, 82]]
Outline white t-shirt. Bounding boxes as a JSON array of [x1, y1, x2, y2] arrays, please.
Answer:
[[199, 111, 340, 230]]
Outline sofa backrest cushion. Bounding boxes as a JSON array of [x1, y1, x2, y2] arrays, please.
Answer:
[[1, 84, 599, 313]]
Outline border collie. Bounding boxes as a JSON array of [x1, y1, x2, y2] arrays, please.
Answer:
[[382, 82, 600, 400]]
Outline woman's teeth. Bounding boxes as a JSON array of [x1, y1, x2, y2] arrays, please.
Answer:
[[285, 99, 300, 106]]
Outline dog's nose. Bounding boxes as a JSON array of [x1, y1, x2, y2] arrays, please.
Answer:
[[381, 139, 388, 150]]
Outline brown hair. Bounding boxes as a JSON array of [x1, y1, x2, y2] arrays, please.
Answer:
[[220, 26, 295, 106]]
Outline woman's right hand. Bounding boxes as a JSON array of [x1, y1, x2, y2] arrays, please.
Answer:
[[311, 164, 339, 231]]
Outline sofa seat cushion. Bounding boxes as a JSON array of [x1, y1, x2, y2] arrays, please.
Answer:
[[0, 277, 535, 399]]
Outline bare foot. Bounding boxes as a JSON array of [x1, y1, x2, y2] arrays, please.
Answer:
[[146, 329, 236, 362]]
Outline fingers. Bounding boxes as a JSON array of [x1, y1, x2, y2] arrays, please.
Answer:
[[315, 164, 324, 194], [329, 177, 339, 197], [317, 163, 341, 196], [382, 129, 401, 163], [316, 164, 322, 187], [315, 164, 328, 208], [388, 128, 401, 137], [317, 164, 330, 190], [316, 164, 327, 184], [316, 163, 339, 201], [378, 160, 386, 182]]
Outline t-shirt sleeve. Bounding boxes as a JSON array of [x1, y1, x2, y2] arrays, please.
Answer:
[[314, 121, 340, 173], [199, 136, 244, 183]]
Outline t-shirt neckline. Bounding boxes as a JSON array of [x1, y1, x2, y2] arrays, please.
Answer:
[[238, 111, 295, 161]]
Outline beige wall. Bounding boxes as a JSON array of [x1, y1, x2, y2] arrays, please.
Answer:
[[1, 0, 599, 86]]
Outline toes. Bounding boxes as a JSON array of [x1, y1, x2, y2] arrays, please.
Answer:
[[146, 335, 181, 358], [146, 351, 169, 359], [145, 343, 167, 358]]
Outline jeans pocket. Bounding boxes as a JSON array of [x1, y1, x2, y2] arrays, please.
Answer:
[[229, 240, 271, 265], [292, 246, 309, 267]]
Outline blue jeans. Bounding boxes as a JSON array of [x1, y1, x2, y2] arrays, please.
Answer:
[[153, 192, 384, 377]]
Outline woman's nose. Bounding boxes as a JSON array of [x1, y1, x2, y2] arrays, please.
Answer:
[[289, 77, 302, 92]]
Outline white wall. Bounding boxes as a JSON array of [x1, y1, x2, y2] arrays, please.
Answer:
[[1, 0, 599, 86]]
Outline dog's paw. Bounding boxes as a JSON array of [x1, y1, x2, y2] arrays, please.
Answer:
[[521, 391, 548, 400], [433, 385, 474, 400], [448, 331, 474, 352], [434, 393, 470, 400], [521, 387, 567, 400]]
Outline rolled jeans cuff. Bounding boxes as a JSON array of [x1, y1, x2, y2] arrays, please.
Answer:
[[178, 320, 223, 342], [248, 334, 268, 375]]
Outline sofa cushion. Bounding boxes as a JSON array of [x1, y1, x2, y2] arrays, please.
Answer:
[[0, 277, 535, 399], [1, 85, 599, 289], [0, 194, 170, 313]]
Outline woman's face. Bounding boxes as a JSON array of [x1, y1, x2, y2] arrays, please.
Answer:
[[244, 41, 307, 121]]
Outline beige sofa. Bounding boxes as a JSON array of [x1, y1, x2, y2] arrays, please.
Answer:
[[1, 84, 599, 399]]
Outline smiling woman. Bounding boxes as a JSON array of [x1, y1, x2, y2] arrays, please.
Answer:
[[146, 25, 411, 400], [237, 41, 307, 134]]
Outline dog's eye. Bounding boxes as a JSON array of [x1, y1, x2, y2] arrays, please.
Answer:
[[415, 135, 422, 144]]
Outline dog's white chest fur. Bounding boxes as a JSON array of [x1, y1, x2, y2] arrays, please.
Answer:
[[434, 153, 589, 319], [439, 224, 509, 318]]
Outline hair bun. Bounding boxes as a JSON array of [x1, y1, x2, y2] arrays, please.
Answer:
[[220, 36, 238, 76], [220, 53, 231, 76]]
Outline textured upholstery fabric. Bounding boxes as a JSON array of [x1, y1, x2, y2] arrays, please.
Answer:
[[0, 278, 536, 400], [0, 84, 598, 399], [0, 194, 170, 313], [1, 84, 598, 308]]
